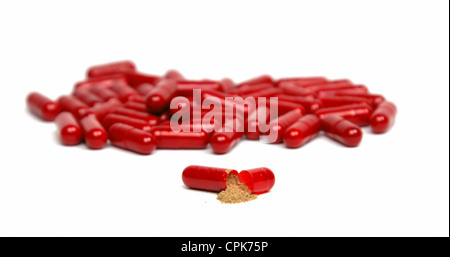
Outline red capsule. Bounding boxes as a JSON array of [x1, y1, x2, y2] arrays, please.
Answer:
[[112, 107, 159, 125], [302, 79, 352, 89], [176, 80, 223, 96], [275, 100, 307, 116], [370, 101, 397, 134], [75, 74, 129, 90], [102, 113, 153, 132], [276, 95, 322, 113], [229, 83, 273, 96], [245, 106, 270, 140], [158, 110, 172, 123], [243, 87, 283, 98], [315, 103, 373, 127], [317, 85, 369, 97], [275, 77, 328, 87], [145, 79, 178, 114], [321, 115, 362, 147], [268, 109, 303, 143], [27, 92, 61, 121], [108, 123, 156, 155], [150, 125, 209, 149], [237, 75, 274, 87], [90, 84, 119, 101], [318, 96, 371, 108], [57, 95, 89, 119], [80, 114, 108, 149], [335, 92, 386, 107], [127, 94, 146, 104], [164, 69, 185, 81], [110, 83, 139, 102], [210, 119, 244, 154], [182, 165, 239, 192], [88, 98, 122, 120], [125, 72, 161, 87], [135, 83, 155, 96], [122, 101, 148, 113], [238, 167, 275, 194], [280, 83, 314, 97], [73, 88, 103, 106], [283, 114, 321, 148], [87, 60, 136, 78], [55, 112, 82, 145], [220, 78, 235, 92]]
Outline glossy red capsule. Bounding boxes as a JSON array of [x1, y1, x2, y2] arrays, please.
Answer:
[[176, 80, 223, 96], [220, 78, 235, 92], [135, 83, 155, 96], [108, 123, 156, 155], [370, 101, 397, 134], [238, 167, 275, 194], [210, 119, 244, 154], [75, 74, 129, 90], [318, 96, 371, 108], [237, 75, 274, 87], [158, 110, 172, 123], [145, 79, 178, 114], [242, 87, 283, 98], [321, 115, 363, 147], [125, 72, 161, 88], [150, 125, 209, 149], [102, 113, 153, 132], [276, 95, 322, 113], [268, 108, 303, 143], [275, 77, 328, 87], [335, 92, 386, 107], [245, 106, 270, 140], [283, 114, 321, 148], [164, 69, 185, 81], [87, 60, 136, 78], [182, 165, 239, 192], [90, 84, 119, 101], [315, 102, 373, 127], [87, 98, 122, 120], [55, 112, 82, 145], [302, 79, 352, 89], [112, 107, 159, 125], [275, 100, 307, 116], [57, 95, 89, 119], [317, 85, 369, 97], [280, 83, 314, 97], [80, 114, 108, 149], [110, 83, 139, 102], [122, 101, 148, 113], [127, 94, 146, 104], [229, 83, 273, 96], [27, 92, 61, 121], [73, 88, 103, 106]]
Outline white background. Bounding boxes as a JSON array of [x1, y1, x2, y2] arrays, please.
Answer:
[[0, 0, 448, 237]]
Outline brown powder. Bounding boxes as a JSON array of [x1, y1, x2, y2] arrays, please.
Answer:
[[217, 174, 257, 204]]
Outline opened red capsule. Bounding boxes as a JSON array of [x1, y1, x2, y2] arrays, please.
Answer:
[[109, 123, 156, 155], [55, 112, 82, 146], [182, 165, 239, 192], [27, 92, 61, 121], [238, 167, 275, 194]]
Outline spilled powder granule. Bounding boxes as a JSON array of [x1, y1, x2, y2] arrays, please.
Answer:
[[217, 174, 257, 204]]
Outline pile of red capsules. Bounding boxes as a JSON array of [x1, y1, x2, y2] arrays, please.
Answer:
[[26, 60, 397, 155]]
